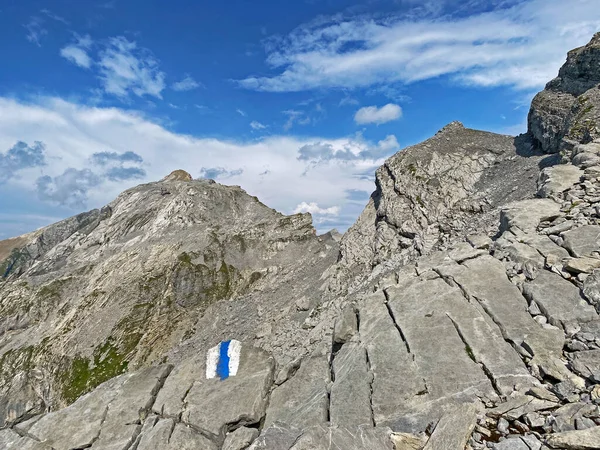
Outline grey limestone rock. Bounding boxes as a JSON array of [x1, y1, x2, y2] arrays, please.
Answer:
[[545, 425, 600, 449], [223, 426, 260, 450], [538, 165, 584, 198], [330, 343, 372, 428], [181, 344, 275, 438], [583, 269, 600, 305], [562, 225, 600, 258], [499, 199, 562, 235], [569, 350, 600, 381], [528, 33, 600, 154], [263, 351, 330, 430], [522, 270, 598, 329], [333, 305, 357, 344], [289, 424, 394, 450], [422, 403, 478, 450]]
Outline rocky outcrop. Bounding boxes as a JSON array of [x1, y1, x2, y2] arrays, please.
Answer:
[[338, 121, 550, 287], [528, 33, 600, 154]]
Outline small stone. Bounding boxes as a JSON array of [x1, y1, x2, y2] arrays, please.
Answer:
[[333, 306, 358, 344], [524, 412, 545, 429], [528, 302, 542, 316], [295, 296, 310, 311], [512, 420, 529, 433], [545, 425, 600, 449], [223, 427, 259, 450], [576, 417, 597, 430], [567, 339, 589, 352], [526, 387, 560, 403], [475, 424, 492, 438], [552, 380, 581, 402], [497, 418, 510, 435], [390, 432, 426, 450], [467, 235, 493, 249], [564, 257, 600, 274], [533, 315, 547, 326]]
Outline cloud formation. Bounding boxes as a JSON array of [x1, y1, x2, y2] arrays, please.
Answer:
[[172, 75, 202, 91], [0, 97, 387, 233], [293, 202, 340, 216], [91, 151, 143, 166], [24, 17, 47, 47], [36, 168, 102, 208], [355, 104, 402, 125], [283, 110, 311, 130], [238, 0, 600, 92], [298, 134, 399, 164], [98, 37, 166, 99], [90, 150, 146, 181], [199, 167, 244, 179], [0, 141, 47, 183], [60, 35, 94, 69], [250, 121, 267, 130]]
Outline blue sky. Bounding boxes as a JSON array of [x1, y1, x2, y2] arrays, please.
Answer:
[[0, 0, 599, 238]]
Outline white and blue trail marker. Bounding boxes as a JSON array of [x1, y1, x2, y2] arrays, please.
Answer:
[[206, 339, 242, 380]]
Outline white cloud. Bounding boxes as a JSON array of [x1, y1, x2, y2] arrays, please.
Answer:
[[283, 109, 311, 130], [238, 0, 600, 92], [236, 108, 247, 116], [339, 96, 359, 106], [61, 46, 92, 69], [172, 75, 202, 91], [0, 97, 388, 234], [377, 135, 400, 152], [293, 202, 341, 216], [40, 9, 69, 25], [60, 34, 93, 69], [24, 17, 47, 46], [98, 37, 166, 99], [250, 121, 267, 130], [355, 104, 402, 125]]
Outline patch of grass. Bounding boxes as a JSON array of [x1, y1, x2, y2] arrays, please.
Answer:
[[60, 333, 142, 404], [177, 252, 193, 265]]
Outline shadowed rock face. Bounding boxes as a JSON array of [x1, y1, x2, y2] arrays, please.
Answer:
[[528, 33, 600, 154], [3, 36, 600, 450]]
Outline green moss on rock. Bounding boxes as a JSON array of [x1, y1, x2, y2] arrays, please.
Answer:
[[60, 333, 142, 405]]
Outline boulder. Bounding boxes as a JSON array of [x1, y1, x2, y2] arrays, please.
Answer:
[[545, 425, 600, 449], [538, 165, 584, 198], [422, 403, 478, 450], [562, 225, 600, 258], [522, 270, 598, 328], [181, 343, 275, 437]]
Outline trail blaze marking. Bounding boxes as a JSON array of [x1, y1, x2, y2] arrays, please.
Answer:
[[206, 339, 241, 380]]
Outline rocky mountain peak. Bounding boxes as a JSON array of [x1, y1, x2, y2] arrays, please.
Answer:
[[529, 33, 600, 153], [161, 169, 193, 181], [435, 120, 465, 135], [337, 122, 545, 284]]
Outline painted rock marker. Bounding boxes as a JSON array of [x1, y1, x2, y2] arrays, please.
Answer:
[[206, 339, 242, 380]]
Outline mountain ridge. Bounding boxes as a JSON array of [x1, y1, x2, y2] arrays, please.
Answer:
[[2, 33, 600, 450]]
